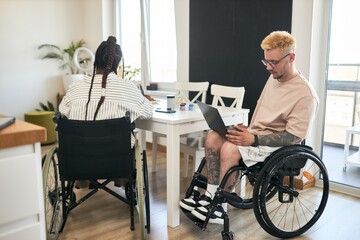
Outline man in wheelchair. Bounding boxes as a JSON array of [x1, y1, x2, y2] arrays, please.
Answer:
[[179, 31, 319, 227]]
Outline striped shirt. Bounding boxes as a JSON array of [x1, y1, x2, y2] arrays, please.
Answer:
[[59, 72, 154, 146]]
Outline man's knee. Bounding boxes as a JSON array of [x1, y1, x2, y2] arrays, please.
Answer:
[[220, 142, 241, 163], [205, 131, 223, 148]]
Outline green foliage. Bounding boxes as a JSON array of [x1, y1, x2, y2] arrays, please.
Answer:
[[38, 40, 87, 74], [36, 92, 61, 112], [119, 65, 141, 80]]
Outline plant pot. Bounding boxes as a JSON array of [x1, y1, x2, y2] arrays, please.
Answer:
[[62, 74, 85, 92], [24, 111, 57, 145]]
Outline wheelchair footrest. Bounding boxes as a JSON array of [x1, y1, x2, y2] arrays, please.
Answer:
[[180, 207, 207, 229], [223, 192, 242, 205]]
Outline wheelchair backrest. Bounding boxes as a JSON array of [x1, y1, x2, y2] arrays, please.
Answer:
[[56, 115, 134, 181]]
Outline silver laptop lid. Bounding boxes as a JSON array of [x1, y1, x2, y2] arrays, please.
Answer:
[[196, 100, 227, 138]]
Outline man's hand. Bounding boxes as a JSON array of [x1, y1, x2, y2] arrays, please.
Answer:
[[226, 125, 255, 146]]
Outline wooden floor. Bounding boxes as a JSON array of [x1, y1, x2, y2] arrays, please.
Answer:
[[46, 146, 360, 240]]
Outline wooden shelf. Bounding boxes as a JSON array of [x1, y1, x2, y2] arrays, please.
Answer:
[[0, 117, 46, 149]]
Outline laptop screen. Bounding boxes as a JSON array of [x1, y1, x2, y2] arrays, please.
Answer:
[[196, 101, 228, 138]]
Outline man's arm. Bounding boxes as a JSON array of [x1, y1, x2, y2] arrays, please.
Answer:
[[257, 131, 301, 147], [226, 126, 301, 147]]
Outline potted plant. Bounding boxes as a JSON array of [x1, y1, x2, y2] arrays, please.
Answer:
[[38, 40, 92, 92], [35, 92, 61, 112], [24, 93, 62, 145]]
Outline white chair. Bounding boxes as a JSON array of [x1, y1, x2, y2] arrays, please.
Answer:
[[176, 81, 209, 103], [182, 84, 246, 176], [151, 82, 210, 174], [211, 84, 245, 110]]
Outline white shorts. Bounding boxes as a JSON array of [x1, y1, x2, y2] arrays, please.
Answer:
[[238, 146, 281, 167]]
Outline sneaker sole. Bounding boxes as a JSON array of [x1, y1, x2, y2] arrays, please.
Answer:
[[191, 209, 224, 225], [179, 200, 196, 211], [179, 199, 211, 212]]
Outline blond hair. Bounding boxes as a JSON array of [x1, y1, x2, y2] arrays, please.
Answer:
[[260, 31, 296, 53]]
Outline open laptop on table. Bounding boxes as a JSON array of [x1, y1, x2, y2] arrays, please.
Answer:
[[196, 100, 238, 139]]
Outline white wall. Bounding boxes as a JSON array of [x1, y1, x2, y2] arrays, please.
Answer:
[[292, 0, 330, 153], [174, 0, 189, 85], [0, 0, 113, 120]]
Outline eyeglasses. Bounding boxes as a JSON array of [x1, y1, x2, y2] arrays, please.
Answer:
[[261, 53, 290, 67]]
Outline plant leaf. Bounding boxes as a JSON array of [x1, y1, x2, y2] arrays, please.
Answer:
[[38, 44, 61, 51], [41, 52, 64, 61], [47, 101, 55, 111], [39, 102, 48, 111], [56, 92, 61, 111]]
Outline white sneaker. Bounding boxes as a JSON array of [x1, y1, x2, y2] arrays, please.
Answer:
[[191, 205, 225, 225], [179, 192, 212, 211]]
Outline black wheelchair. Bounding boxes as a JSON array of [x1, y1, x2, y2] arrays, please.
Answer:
[[182, 144, 329, 239], [41, 112, 150, 240]]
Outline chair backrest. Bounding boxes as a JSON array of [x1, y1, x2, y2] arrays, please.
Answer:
[[211, 84, 245, 109], [56, 114, 134, 180], [176, 81, 210, 103]]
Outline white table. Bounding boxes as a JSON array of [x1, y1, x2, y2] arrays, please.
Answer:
[[135, 105, 249, 227], [343, 125, 360, 171]]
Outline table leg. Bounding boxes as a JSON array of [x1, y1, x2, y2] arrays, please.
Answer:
[[166, 124, 180, 228], [152, 133, 158, 172], [138, 129, 146, 153], [344, 130, 350, 171]]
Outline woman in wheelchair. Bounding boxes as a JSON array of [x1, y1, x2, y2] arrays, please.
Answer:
[[58, 36, 154, 190], [179, 31, 325, 239]]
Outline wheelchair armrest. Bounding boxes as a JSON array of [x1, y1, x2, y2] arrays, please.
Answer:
[[125, 111, 136, 131], [53, 111, 62, 123]]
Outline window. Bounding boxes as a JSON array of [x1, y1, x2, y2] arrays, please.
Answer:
[[322, 0, 360, 189], [116, 0, 141, 80], [324, 0, 360, 145], [116, 0, 177, 85]]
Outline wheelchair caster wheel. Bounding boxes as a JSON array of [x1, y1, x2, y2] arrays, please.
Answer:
[[221, 231, 234, 240]]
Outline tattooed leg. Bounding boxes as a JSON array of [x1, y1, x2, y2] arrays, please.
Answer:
[[206, 147, 220, 185]]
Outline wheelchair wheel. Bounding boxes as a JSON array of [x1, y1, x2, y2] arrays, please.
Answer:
[[253, 150, 329, 238], [135, 146, 150, 239], [42, 147, 63, 240]]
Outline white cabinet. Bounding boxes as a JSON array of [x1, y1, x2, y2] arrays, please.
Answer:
[[0, 118, 46, 240]]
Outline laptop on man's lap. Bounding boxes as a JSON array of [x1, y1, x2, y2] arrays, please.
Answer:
[[196, 100, 230, 139]]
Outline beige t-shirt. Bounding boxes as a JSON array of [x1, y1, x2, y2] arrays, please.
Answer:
[[248, 74, 318, 140]]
